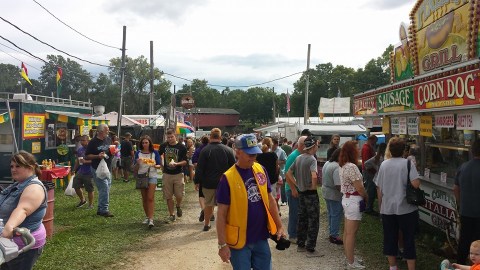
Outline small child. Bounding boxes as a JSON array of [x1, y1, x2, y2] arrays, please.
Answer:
[[441, 240, 480, 270]]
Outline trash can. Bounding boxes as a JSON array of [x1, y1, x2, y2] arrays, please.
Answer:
[[41, 181, 55, 238]]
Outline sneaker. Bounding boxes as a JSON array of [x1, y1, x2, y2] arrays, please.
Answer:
[[148, 219, 154, 228], [289, 237, 297, 244], [142, 218, 149, 224], [210, 215, 215, 221], [97, 211, 114, 218], [199, 210, 205, 222], [169, 215, 176, 222], [176, 207, 183, 217], [297, 246, 306, 252], [76, 201, 87, 208], [203, 225, 211, 231], [346, 260, 365, 269], [87, 205, 94, 210], [329, 236, 344, 245], [305, 250, 324, 257], [123, 178, 130, 183], [440, 259, 455, 270]]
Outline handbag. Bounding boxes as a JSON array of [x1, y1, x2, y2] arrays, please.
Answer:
[[405, 159, 426, 206]]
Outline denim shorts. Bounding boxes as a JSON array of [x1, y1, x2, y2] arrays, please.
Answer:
[[148, 177, 158, 185]]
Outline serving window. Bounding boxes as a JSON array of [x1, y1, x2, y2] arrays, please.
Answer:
[[45, 120, 78, 149], [424, 127, 476, 178]]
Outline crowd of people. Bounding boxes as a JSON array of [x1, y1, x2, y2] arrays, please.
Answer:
[[1, 126, 479, 270]]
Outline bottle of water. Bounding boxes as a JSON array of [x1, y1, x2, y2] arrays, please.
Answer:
[[0, 218, 4, 235]]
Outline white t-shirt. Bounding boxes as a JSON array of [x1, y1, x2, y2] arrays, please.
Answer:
[[376, 157, 419, 215], [137, 152, 158, 179]]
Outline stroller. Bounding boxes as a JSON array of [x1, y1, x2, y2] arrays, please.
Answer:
[[0, 228, 35, 265]]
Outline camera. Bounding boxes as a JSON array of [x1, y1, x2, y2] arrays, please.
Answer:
[[270, 234, 291, 250]]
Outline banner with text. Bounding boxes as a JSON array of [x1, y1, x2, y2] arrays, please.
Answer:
[[23, 114, 45, 139]]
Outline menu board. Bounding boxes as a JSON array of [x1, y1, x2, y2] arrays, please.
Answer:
[[408, 116, 419, 135]]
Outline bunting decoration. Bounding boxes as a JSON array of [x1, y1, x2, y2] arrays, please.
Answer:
[[20, 62, 32, 85], [56, 67, 63, 98], [286, 89, 291, 113]]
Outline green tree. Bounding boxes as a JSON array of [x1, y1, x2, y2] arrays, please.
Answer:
[[38, 55, 94, 99], [108, 55, 170, 114]]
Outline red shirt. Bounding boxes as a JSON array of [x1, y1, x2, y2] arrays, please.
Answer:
[[361, 143, 375, 172]]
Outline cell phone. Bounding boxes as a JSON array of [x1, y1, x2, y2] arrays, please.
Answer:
[[359, 200, 366, 212]]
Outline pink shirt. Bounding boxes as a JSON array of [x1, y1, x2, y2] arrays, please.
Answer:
[[13, 223, 46, 249]]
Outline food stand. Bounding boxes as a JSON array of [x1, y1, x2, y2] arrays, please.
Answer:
[[0, 93, 108, 183], [353, 0, 480, 238]]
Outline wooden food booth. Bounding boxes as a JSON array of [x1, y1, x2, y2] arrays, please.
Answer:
[[353, 0, 480, 239]]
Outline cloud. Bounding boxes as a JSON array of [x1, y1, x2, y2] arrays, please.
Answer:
[[363, 0, 415, 10], [207, 54, 304, 70], [102, 0, 208, 21]]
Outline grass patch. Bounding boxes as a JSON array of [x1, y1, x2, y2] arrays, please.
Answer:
[[355, 205, 446, 269], [318, 191, 446, 269], [35, 178, 169, 270]]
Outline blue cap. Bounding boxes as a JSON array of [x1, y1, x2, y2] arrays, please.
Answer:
[[235, 134, 262, 155]]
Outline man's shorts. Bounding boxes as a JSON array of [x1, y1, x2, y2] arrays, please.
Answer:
[[121, 156, 133, 171], [202, 187, 217, 206], [342, 195, 363, 221], [73, 172, 94, 192], [162, 173, 185, 200]]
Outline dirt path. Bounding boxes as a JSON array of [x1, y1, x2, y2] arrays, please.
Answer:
[[113, 188, 350, 270]]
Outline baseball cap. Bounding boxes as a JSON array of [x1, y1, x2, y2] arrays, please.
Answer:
[[235, 134, 262, 155], [304, 136, 318, 150]]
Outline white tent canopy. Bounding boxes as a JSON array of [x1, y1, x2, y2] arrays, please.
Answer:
[[92, 112, 145, 127]]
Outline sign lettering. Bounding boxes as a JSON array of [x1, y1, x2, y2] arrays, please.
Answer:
[[377, 87, 413, 113], [415, 71, 479, 110], [435, 114, 455, 128]]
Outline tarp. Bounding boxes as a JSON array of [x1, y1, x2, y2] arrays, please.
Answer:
[[45, 110, 109, 126]]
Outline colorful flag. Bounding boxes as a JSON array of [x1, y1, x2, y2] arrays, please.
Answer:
[[20, 62, 32, 85], [286, 89, 291, 113], [56, 67, 63, 97], [0, 112, 10, 124]]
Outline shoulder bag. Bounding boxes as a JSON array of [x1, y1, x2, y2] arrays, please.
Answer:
[[405, 159, 426, 206], [135, 153, 152, 189]]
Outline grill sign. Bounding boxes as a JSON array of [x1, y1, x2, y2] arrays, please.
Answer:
[[181, 95, 195, 109]]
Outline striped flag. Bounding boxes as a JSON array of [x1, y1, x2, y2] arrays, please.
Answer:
[[20, 62, 32, 85], [286, 89, 290, 113], [56, 67, 63, 97]]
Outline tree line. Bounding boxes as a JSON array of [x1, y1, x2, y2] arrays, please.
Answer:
[[0, 45, 392, 126]]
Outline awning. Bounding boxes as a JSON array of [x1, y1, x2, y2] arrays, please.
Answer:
[[45, 110, 109, 126]]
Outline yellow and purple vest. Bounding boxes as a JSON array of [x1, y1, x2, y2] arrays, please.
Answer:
[[223, 162, 277, 249]]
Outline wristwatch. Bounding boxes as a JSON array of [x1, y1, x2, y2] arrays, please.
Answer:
[[218, 243, 227, 249]]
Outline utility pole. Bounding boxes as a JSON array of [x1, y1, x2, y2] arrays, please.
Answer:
[[304, 44, 311, 125], [117, 26, 127, 137], [149, 41, 154, 116], [272, 87, 276, 124]]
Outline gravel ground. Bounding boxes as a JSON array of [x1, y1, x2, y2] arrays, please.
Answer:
[[111, 188, 359, 270]]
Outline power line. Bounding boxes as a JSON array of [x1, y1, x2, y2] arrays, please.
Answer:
[[0, 16, 117, 69], [163, 71, 304, 89], [32, 0, 121, 51]]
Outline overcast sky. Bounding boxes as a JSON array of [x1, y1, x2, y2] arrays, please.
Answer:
[[1, 0, 415, 93]]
